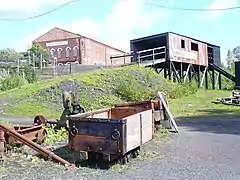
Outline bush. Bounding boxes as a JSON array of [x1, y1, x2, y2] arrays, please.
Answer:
[[0, 65, 39, 92], [116, 78, 149, 101], [0, 74, 28, 91], [43, 125, 68, 146], [114, 66, 199, 101], [24, 65, 39, 83]]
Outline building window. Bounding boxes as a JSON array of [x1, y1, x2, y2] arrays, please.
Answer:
[[50, 48, 55, 57], [57, 48, 62, 58], [191, 42, 199, 51], [181, 39, 185, 49], [65, 47, 71, 58], [73, 46, 79, 57]]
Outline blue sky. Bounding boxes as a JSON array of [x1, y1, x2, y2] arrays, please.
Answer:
[[0, 0, 239, 64]]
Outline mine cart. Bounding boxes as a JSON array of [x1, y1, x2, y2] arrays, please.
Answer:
[[67, 99, 167, 164]]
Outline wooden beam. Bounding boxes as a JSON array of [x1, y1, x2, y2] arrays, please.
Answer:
[[200, 66, 208, 88], [184, 63, 191, 83], [171, 62, 181, 83], [157, 92, 179, 133], [214, 71, 219, 89]]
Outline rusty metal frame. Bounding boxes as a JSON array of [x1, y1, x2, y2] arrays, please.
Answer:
[[0, 123, 75, 169], [68, 117, 127, 162], [7, 124, 46, 144]]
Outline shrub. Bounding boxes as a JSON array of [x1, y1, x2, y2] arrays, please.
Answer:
[[43, 125, 68, 146], [0, 74, 28, 91], [23, 65, 39, 83]]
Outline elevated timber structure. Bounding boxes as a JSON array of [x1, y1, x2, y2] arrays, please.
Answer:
[[111, 32, 235, 90]]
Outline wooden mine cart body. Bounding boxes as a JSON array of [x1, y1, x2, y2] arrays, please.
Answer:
[[68, 99, 168, 162]]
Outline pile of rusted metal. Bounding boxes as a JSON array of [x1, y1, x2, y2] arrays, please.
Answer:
[[0, 116, 75, 169]]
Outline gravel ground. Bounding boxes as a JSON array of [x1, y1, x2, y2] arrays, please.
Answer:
[[1, 115, 240, 180]]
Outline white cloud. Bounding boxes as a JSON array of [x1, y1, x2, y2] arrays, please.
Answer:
[[14, 18, 101, 52], [208, 0, 238, 18], [15, 0, 170, 52], [195, 0, 239, 20], [99, 0, 168, 50]]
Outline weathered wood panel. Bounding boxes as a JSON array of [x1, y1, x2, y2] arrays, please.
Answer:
[[141, 110, 153, 144], [169, 32, 208, 66], [125, 109, 153, 152], [125, 113, 141, 152]]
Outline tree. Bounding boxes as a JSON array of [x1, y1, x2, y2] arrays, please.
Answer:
[[225, 49, 235, 70], [27, 42, 49, 68], [232, 45, 240, 61], [0, 48, 23, 61]]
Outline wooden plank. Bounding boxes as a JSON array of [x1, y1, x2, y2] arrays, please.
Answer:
[[125, 109, 153, 152], [200, 66, 207, 87], [126, 113, 141, 152], [184, 64, 191, 83], [115, 100, 159, 107], [140, 110, 153, 144], [111, 106, 147, 119], [69, 107, 111, 119], [157, 92, 179, 133]]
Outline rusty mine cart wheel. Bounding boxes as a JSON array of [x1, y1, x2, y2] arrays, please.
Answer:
[[118, 147, 140, 165], [34, 115, 47, 125]]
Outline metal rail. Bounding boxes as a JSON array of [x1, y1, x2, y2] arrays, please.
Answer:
[[110, 46, 166, 66]]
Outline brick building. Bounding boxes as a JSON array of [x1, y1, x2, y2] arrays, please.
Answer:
[[33, 27, 129, 65]]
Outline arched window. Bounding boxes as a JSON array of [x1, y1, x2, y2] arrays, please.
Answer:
[[58, 63, 64, 66], [73, 46, 79, 57], [57, 48, 62, 59], [65, 47, 71, 58], [50, 48, 55, 57]]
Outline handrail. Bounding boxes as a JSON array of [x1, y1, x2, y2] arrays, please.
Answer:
[[110, 46, 166, 65], [137, 46, 165, 54]]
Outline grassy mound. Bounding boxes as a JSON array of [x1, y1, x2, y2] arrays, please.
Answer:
[[0, 65, 198, 118]]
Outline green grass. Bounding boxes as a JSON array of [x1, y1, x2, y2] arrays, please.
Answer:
[[0, 64, 237, 119], [0, 65, 199, 118], [3, 101, 60, 118], [168, 89, 240, 117]]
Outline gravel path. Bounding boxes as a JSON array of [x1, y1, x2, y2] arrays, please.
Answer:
[[0, 116, 33, 125], [1, 115, 240, 180]]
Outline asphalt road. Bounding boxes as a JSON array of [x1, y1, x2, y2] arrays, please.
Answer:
[[1, 115, 240, 180], [93, 116, 240, 180], [0, 116, 34, 125]]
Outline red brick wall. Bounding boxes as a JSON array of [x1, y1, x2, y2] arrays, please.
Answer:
[[37, 37, 81, 63]]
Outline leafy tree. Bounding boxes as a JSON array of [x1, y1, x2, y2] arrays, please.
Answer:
[[0, 48, 23, 61], [225, 49, 235, 70], [232, 45, 240, 61], [27, 42, 49, 67]]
